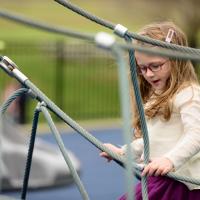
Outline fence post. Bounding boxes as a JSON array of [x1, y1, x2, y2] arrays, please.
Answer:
[[55, 40, 65, 112]]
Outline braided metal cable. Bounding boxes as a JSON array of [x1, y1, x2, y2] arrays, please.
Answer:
[[0, 10, 94, 41], [141, 178, 148, 200], [118, 43, 200, 62], [55, 0, 200, 56], [0, 88, 28, 114], [21, 106, 40, 200], [0, 88, 27, 200], [126, 31, 200, 55], [124, 35, 149, 200], [54, 0, 115, 30], [40, 104, 90, 200], [124, 36, 150, 164], [112, 45, 136, 200]]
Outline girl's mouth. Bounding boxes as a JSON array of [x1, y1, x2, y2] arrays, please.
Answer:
[[152, 80, 160, 84]]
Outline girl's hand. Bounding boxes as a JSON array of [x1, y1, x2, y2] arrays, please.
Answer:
[[100, 143, 124, 162], [141, 157, 174, 177]]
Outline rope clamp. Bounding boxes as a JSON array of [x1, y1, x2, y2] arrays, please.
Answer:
[[114, 24, 128, 37], [36, 101, 47, 111], [40, 101, 47, 107], [95, 32, 115, 49]]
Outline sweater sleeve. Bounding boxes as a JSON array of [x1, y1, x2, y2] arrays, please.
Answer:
[[164, 85, 200, 170], [121, 138, 144, 163]]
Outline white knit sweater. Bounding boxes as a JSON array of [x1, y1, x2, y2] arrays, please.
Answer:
[[123, 85, 200, 190]]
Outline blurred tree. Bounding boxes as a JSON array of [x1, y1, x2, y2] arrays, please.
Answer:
[[166, 0, 200, 70], [173, 0, 200, 48], [142, 0, 200, 48]]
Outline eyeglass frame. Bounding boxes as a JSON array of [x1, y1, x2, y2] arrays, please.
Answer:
[[136, 60, 169, 75]]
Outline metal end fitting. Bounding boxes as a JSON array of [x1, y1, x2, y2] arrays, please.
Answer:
[[0, 56, 28, 83], [0, 56, 18, 76]]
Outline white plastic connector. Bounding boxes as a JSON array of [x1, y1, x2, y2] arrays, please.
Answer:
[[114, 24, 128, 37], [95, 32, 115, 48]]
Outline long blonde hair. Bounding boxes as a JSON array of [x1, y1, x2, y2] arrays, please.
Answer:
[[132, 21, 199, 138]]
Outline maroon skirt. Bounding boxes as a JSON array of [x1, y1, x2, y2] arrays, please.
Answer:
[[118, 176, 200, 200]]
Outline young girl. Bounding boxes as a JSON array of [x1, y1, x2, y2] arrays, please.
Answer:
[[100, 21, 200, 199]]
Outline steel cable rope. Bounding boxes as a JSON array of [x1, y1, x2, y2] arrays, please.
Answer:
[[0, 88, 29, 114], [0, 9, 94, 41], [1, 85, 200, 186], [0, 88, 28, 200], [54, 0, 200, 56], [124, 35, 149, 200], [1, 10, 200, 61], [21, 106, 40, 200], [113, 45, 136, 200], [0, 88, 36, 200], [40, 104, 89, 200]]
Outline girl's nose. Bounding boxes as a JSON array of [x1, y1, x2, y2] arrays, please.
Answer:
[[145, 68, 154, 77]]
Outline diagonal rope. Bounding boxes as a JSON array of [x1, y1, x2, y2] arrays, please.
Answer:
[[54, 0, 200, 56], [40, 104, 90, 200], [54, 0, 115, 30], [0, 9, 94, 41]]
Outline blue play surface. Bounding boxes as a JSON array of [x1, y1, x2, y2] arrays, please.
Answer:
[[1, 127, 129, 200]]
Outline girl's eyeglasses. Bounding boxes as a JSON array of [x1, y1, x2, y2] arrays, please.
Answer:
[[137, 60, 168, 75]]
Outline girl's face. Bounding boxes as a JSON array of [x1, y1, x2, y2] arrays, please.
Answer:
[[135, 52, 171, 93]]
